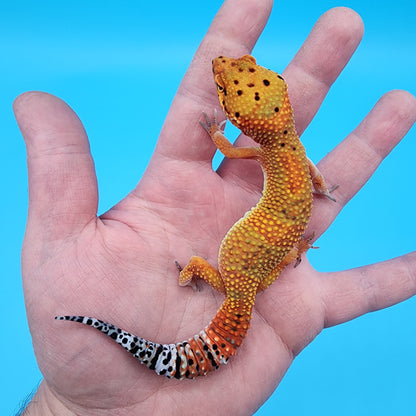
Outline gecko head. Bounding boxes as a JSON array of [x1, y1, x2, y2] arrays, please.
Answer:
[[212, 55, 294, 143]]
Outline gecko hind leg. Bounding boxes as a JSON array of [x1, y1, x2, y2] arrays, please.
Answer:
[[256, 234, 316, 293], [176, 256, 226, 294], [307, 158, 338, 202], [293, 233, 318, 267]]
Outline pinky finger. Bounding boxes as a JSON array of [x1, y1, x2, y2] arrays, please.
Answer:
[[321, 252, 416, 327]]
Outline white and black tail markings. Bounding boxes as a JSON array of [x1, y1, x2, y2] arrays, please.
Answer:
[[55, 315, 232, 379]]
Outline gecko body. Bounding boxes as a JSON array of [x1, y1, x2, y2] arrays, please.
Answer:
[[57, 55, 335, 379]]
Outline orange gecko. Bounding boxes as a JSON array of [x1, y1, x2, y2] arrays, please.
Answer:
[[56, 55, 336, 379]]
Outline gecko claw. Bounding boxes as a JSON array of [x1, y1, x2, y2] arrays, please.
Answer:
[[199, 112, 211, 133], [174, 260, 183, 272], [294, 257, 302, 268], [219, 119, 227, 130], [328, 184, 339, 201]]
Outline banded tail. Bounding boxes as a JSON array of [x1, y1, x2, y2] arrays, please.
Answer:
[[56, 298, 252, 379]]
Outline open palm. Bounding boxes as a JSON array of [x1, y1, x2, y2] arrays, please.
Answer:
[[17, 1, 416, 415]]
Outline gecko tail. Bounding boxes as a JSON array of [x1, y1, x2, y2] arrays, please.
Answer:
[[55, 299, 252, 379]]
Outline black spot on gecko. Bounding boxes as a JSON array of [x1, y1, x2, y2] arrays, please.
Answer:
[[207, 351, 218, 368], [234, 80, 239, 84], [163, 351, 172, 365], [283, 130, 288, 135], [247, 83, 255, 88], [130, 344, 139, 355], [274, 107, 279, 112], [235, 112, 240, 118], [254, 92, 260, 101], [237, 90, 243, 96], [263, 79, 270, 86], [249, 67, 255, 73]]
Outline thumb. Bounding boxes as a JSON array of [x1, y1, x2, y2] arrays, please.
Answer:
[[14, 92, 98, 247]]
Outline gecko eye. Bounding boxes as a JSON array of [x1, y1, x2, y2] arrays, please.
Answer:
[[216, 84, 224, 92]]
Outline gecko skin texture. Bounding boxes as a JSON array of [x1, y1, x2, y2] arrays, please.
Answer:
[[56, 55, 335, 380]]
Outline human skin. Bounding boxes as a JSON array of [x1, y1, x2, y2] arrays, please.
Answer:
[[16, 1, 416, 415]]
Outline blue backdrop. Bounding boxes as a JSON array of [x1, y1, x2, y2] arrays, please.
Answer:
[[2, 1, 415, 414]]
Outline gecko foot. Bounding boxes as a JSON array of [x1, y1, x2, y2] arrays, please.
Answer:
[[175, 260, 201, 292], [199, 110, 226, 134], [314, 184, 339, 202], [294, 233, 319, 268]]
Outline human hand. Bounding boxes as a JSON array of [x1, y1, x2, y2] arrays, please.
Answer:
[[16, 1, 416, 415]]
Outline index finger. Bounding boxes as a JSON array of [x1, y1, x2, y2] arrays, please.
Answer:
[[152, 0, 273, 162]]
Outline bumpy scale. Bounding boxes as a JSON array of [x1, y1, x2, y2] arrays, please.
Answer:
[[56, 55, 335, 379]]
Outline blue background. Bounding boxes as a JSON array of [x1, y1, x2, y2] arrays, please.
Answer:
[[2, 1, 416, 414]]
